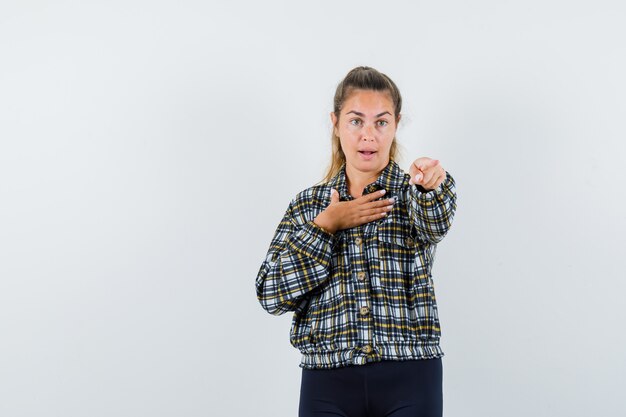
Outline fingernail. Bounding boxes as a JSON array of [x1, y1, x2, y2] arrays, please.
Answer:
[[380, 190, 386, 195], [388, 197, 396, 203], [386, 205, 393, 210]]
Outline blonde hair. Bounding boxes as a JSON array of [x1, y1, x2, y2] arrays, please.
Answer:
[[322, 66, 403, 183]]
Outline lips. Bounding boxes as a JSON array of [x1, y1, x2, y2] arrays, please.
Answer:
[[358, 150, 377, 160]]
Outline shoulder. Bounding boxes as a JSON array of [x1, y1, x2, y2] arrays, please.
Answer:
[[287, 183, 331, 225], [293, 183, 330, 203]]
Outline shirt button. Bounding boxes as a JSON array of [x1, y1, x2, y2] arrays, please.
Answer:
[[357, 271, 366, 281], [362, 345, 372, 354], [360, 306, 370, 316], [355, 237, 363, 246], [405, 237, 415, 247]]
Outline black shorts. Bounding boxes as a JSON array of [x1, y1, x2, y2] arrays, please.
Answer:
[[299, 358, 443, 417]]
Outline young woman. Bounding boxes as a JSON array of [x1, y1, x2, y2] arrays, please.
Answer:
[[255, 66, 458, 417]]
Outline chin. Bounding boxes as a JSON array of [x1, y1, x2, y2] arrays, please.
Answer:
[[350, 159, 386, 173]]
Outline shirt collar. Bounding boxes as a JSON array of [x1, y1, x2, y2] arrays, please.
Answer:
[[327, 160, 406, 200]]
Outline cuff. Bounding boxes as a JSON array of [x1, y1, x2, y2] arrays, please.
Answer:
[[286, 221, 335, 267]]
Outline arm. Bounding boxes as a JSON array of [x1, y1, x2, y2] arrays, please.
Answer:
[[255, 200, 336, 316], [406, 170, 457, 244]]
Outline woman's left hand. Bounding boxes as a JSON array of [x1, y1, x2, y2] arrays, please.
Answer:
[[408, 157, 447, 191]]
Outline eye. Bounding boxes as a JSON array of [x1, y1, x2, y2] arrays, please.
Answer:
[[350, 118, 362, 126], [377, 120, 389, 127]]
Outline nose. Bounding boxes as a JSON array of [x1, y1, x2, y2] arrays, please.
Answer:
[[361, 124, 375, 141]]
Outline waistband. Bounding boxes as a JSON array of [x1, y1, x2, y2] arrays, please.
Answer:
[[299, 339, 444, 369]]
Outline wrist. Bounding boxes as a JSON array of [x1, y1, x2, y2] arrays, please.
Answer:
[[415, 184, 431, 193], [314, 213, 337, 235]]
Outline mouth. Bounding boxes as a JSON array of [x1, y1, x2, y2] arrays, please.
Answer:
[[357, 150, 377, 161]]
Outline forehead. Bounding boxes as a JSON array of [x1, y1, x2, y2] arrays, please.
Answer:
[[342, 89, 394, 115]]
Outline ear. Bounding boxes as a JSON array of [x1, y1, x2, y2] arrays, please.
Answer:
[[396, 113, 402, 125], [330, 111, 338, 136]]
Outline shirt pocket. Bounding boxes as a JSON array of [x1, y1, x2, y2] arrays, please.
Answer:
[[293, 260, 354, 351], [377, 218, 421, 292], [406, 273, 439, 340], [289, 304, 314, 352], [307, 294, 354, 350]]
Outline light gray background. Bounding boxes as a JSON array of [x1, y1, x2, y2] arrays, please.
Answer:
[[1, 1, 624, 416]]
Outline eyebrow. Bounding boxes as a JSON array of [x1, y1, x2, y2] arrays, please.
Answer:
[[346, 110, 392, 118]]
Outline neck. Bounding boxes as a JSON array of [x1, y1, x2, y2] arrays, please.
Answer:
[[345, 162, 388, 198]]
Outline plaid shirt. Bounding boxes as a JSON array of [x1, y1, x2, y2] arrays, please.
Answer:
[[255, 160, 457, 369]]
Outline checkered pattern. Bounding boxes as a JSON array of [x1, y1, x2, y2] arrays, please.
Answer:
[[256, 160, 457, 369]]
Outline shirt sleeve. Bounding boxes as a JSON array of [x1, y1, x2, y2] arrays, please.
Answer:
[[255, 200, 335, 316], [406, 170, 458, 244]]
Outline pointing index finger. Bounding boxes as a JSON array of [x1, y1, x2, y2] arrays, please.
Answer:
[[414, 158, 440, 170]]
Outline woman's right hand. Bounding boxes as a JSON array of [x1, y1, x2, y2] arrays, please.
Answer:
[[313, 189, 395, 234]]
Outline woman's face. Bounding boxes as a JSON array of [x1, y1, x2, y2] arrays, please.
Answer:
[[331, 89, 399, 177]]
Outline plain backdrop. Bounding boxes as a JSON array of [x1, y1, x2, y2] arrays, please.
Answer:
[[1, 1, 625, 416]]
